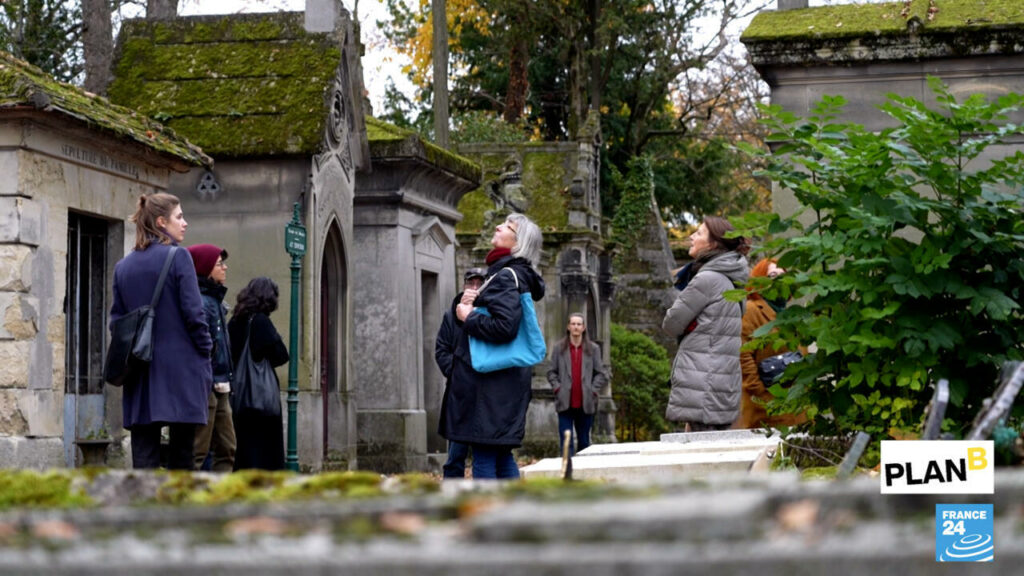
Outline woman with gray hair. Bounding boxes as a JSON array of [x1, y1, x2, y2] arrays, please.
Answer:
[[443, 213, 546, 479]]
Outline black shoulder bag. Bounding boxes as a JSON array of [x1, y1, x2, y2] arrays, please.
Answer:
[[230, 316, 283, 417], [103, 246, 177, 387]]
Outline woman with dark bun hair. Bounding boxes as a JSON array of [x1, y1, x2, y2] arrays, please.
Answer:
[[111, 193, 212, 469], [662, 216, 750, 432], [228, 276, 289, 470]]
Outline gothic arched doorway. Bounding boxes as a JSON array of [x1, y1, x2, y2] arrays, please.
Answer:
[[320, 221, 348, 465]]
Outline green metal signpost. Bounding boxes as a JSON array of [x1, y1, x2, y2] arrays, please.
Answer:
[[284, 202, 306, 472]]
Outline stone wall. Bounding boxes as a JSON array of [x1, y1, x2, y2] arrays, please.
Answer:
[[609, 192, 678, 353], [2, 468, 1023, 573]]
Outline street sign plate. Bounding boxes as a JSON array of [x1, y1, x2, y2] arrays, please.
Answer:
[[285, 223, 307, 256]]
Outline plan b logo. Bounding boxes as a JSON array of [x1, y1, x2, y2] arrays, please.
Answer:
[[936, 504, 994, 562], [880, 441, 994, 494]]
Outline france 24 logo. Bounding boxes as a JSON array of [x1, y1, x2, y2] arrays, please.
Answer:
[[880, 441, 993, 494], [936, 504, 994, 562]]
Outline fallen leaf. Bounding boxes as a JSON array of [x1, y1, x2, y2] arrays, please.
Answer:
[[378, 512, 426, 535], [224, 516, 286, 537], [777, 499, 820, 532], [31, 520, 79, 540]]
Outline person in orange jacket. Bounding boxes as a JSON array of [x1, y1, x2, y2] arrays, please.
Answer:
[[734, 258, 807, 430]]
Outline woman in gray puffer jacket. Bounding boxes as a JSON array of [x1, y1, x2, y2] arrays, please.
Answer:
[[663, 216, 750, 431]]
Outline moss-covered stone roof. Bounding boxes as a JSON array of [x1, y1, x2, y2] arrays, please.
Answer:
[[365, 116, 481, 183], [109, 13, 342, 158], [743, 0, 1024, 42], [742, 0, 1024, 67], [0, 50, 209, 166]]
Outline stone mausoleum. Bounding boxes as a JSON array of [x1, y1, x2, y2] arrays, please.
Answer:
[[743, 0, 1024, 213], [454, 112, 618, 453], [109, 1, 480, 472], [0, 50, 209, 468]]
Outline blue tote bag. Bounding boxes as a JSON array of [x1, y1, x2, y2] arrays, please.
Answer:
[[469, 268, 547, 373]]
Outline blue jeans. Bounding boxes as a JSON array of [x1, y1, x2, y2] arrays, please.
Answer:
[[443, 441, 470, 478], [558, 408, 594, 456], [471, 444, 519, 479]]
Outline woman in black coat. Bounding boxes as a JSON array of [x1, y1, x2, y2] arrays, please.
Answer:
[[444, 213, 545, 479], [228, 277, 290, 471]]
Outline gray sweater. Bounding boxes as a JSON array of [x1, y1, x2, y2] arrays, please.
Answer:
[[662, 251, 749, 425]]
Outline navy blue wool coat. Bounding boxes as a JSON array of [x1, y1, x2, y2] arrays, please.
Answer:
[[111, 242, 212, 428], [443, 255, 545, 447]]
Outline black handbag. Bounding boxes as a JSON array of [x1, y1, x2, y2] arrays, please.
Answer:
[[757, 351, 803, 386], [103, 246, 178, 387], [230, 317, 282, 417]]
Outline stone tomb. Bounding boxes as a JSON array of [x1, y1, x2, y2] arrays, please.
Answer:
[[0, 50, 208, 468], [520, 429, 782, 480]]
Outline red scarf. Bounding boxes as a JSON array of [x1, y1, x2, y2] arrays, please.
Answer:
[[485, 247, 512, 265]]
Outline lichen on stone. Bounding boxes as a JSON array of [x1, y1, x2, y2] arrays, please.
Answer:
[[0, 470, 93, 510], [454, 144, 576, 235], [365, 116, 481, 183], [743, 0, 1024, 42], [109, 12, 343, 158], [0, 50, 208, 166]]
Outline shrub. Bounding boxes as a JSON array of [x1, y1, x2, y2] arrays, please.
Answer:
[[610, 323, 671, 441], [734, 78, 1024, 440]]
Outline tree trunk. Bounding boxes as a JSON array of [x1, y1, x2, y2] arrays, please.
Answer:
[[567, 35, 586, 139], [431, 0, 449, 148], [503, 38, 529, 124], [146, 0, 178, 19], [81, 0, 113, 95], [587, 0, 601, 112]]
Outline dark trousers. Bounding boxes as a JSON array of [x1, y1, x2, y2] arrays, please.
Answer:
[[471, 444, 519, 479], [557, 408, 594, 456], [443, 440, 470, 478], [131, 422, 196, 470]]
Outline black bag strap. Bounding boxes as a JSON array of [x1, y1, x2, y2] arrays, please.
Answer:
[[150, 246, 178, 309]]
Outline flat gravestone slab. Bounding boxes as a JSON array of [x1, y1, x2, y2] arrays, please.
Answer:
[[520, 449, 767, 481], [660, 429, 780, 443], [577, 434, 780, 458]]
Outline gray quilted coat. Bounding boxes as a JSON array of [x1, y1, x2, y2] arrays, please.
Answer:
[[662, 251, 749, 425]]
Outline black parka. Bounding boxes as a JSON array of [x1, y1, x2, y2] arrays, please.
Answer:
[[442, 255, 545, 447], [435, 293, 461, 439]]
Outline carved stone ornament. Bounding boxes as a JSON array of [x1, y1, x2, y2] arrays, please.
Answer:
[[194, 170, 221, 202], [319, 53, 354, 181], [561, 273, 590, 298]]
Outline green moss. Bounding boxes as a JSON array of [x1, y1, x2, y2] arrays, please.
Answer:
[[743, 0, 1024, 42], [365, 116, 482, 183], [272, 471, 384, 500], [0, 51, 208, 165], [455, 189, 493, 234], [109, 12, 342, 157], [0, 470, 93, 510], [453, 144, 581, 234], [500, 477, 653, 502], [521, 150, 569, 230], [800, 466, 839, 480], [155, 471, 212, 505], [389, 473, 441, 496]]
